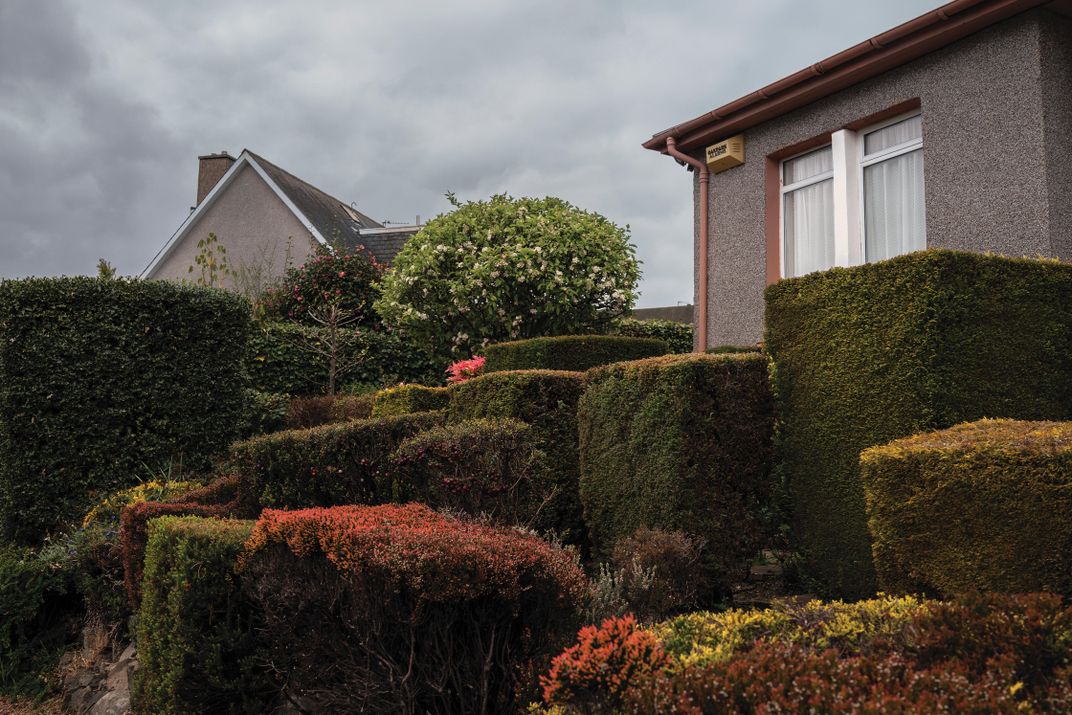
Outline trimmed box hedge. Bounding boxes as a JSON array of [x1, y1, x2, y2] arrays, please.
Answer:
[[285, 393, 375, 429], [447, 370, 588, 544], [862, 419, 1072, 596], [577, 353, 773, 594], [766, 250, 1072, 597], [483, 335, 668, 373], [371, 384, 449, 417], [133, 516, 267, 715], [230, 411, 446, 511], [0, 277, 250, 543], [611, 318, 693, 354], [387, 418, 550, 528]]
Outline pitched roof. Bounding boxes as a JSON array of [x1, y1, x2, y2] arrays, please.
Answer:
[[143, 150, 418, 277], [643, 0, 1054, 154]]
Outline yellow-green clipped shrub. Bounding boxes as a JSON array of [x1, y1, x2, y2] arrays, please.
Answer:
[[132, 516, 267, 715], [765, 250, 1072, 598], [578, 353, 773, 595], [862, 418, 1072, 596], [371, 384, 449, 417], [483, 335, 668, 373], [82, 481, 198, 530]]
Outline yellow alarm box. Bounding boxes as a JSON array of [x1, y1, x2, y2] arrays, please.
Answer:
[[705, 134, 745, 174]]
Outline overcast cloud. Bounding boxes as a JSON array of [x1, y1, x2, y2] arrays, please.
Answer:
[[0, 0, 937, 306]]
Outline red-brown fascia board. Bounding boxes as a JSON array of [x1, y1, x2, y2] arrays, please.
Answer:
[[644, 0, 1049, 155]]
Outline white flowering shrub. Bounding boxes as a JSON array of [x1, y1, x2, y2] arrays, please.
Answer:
[[375, 194, 641, 360]]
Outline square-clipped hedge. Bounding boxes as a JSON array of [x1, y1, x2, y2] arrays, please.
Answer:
[[133, 516, 267, 714], [862, 419, 1072, 596], [447, 370, 587, 545], [371, 384, 449, 417], [611, 318, 693, 354], [577, 353, 773, 594], [285, 393, 375, 429], [766, 250, 1072, 597], [230, 411, 446, 511], [483, 335, 668, 373], [0, 277, 250, 544]]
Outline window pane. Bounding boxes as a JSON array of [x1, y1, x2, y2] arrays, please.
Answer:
[[783, 146, 833, 184], [864, 115, 922, 155], [864, 148, 926, 262], [784, 178, 835, 278]]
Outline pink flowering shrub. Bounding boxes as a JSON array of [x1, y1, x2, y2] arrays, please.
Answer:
[[447, 355, 485, 383], [257, 246, 383, 326]]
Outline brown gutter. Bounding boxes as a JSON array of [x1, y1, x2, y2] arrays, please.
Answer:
[[664, 137, 709, 351], [644, 0, 1046, 153]]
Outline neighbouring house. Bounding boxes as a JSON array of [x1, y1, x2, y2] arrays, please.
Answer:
[[631, 305, 693, 324], [142, 149, 422, 293], [645, 0, 1071, 348]]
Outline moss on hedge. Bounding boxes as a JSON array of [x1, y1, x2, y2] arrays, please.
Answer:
[[447, 370, 587, 545], [133, 516, 267, 715], [862, 418, 1072, 596], [230, 411, 446, 511], [483, 335, 668, 373], [765, 250, 1072, 598], [0, 277, 250, 543], [371, 384, 449, 417], [577, 353, 773, 595]]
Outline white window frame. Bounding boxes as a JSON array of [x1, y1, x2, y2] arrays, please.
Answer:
[[778, 110, 925, 279], [779, 145, 834, 279]]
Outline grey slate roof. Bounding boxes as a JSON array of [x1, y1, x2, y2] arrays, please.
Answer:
[[246, 150, 413, 265]]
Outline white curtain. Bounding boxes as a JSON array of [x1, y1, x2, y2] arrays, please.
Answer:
[[865, 115, 922, 154], [864, 149, 926, 261], [784, 178, 835, 278]]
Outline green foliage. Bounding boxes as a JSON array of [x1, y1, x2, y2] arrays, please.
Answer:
[[0, 542, 77, 698], [82, 480, 198, 531], [447, 370, 588, 545], [578, 353, 774, 596], [0, 277, 250, 544], [257, 245, 383, 326], [286, 394, 375, 429], [230, 411, 447, 511], [387, 418, 551, 527], [611, 318, 693, 354], [862, 418, 1072, 596], [483, 335, 668, 373], [765, 250, 1072, 597], [133, 516, 267, 715], [371, 384, 450, 417], [246, 321, 440, 395], [375, 194, 641, 363], [185, 232, 232, 289], [237, 390, 290, 439], [705, 345, 759, 355]]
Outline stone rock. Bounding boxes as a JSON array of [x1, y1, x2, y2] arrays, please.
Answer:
[[87, 690, 130, 715]]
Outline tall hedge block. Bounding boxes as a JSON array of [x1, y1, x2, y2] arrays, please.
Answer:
[[862, 419, 1072, 596], [483, 335, 668, 373], [765, 250, 1072, 598], [133, 516, 266, 715], [230, 411, 446, 511], [0, 278, 250, 543], [577, 353, 774, 592], [447, 370, 587, 544]]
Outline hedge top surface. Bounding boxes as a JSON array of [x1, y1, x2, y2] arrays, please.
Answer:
[[585, 350, 765, 381], [242, 503, 587, 605], [146, 514, 254, 546], [861, 418, 1072, 460], [483, 334, 669, 373]]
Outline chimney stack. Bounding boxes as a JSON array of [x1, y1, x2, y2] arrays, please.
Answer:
[[196, 151, 236, 205]]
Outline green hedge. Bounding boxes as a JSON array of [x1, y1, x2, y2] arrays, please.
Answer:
[[133, 516, 266, 715], [766, 250, 1072, 598], [611, 318, 693, 354], [578, 353, 773, 595], [246, 321, 441, 395], [0, 277, 250, 544], [862, 419, 1072, 596], [483, 335, 668, 373], [387, 418, 550, 527], [447, 370, 587, 545], [230, 411, 446, 511], [371, 384, 450, 417]]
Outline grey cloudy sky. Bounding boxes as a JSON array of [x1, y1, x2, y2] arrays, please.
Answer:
[[1, 0, 938, 307]]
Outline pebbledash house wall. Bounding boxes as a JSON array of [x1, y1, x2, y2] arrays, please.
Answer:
[[690, 7, 1072, 347], [151, 163, 318, 289]]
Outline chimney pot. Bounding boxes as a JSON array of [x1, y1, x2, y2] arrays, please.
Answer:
[[196, 151, 236, 205]]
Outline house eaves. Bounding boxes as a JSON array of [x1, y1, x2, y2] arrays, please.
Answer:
[[643, 0, 1051, 155]]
